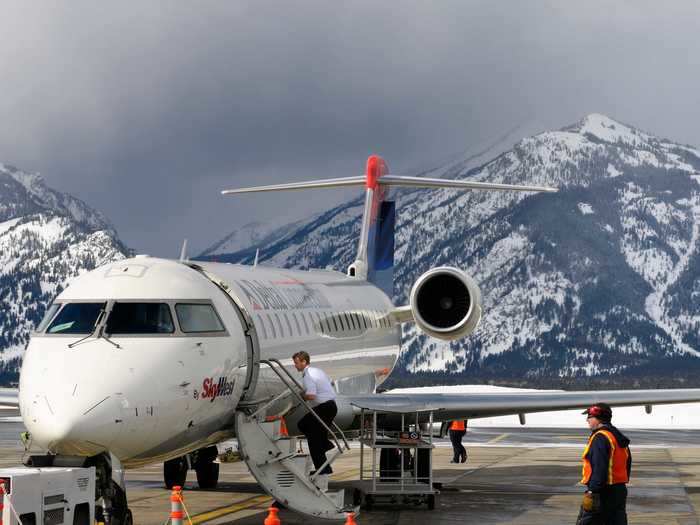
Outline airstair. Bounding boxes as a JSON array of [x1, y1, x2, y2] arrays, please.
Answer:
[[235, 359, 359, 520]]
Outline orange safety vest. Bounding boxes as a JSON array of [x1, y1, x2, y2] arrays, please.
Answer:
[[581, 429, 629, 485], [449, 420, 466, 431]]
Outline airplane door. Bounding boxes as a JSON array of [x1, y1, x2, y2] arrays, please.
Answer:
[[186, 265, 260, 404]]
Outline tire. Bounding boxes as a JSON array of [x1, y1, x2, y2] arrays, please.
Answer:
[[19, 514, 36, 525], [364, 494, 374, 511], [427, 494, 436, 510], [195, 461, 220, 489], [164, 457, 188, 489], [123, 509, 133, 525], [72, 504, 90, 525]]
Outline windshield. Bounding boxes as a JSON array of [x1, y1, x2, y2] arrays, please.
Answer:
[[175, 303, 225, 333], [46, 303, 106, 334], [36, 303, 62, 332], [106, 303, 174, 334]]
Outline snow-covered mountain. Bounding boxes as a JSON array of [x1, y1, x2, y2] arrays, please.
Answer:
[[199, 114, 700, 387], [0, 163, 128, 382]]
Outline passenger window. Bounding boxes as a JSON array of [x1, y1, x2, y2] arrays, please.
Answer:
[[37, 302, 62, 332], [47, 303, 106, 334], [107, 303, 174, 334], [175, 303, 225, 333], [256, 315, 268, 339], [291, 313, 302, 335], [266, 314, 277, 338], [300, 312, 310, 334], [283, 313, 294, 336], [273, 313, 285, 337]]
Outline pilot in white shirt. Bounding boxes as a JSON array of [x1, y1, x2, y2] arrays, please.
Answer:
[[293, 351, 338, 475]]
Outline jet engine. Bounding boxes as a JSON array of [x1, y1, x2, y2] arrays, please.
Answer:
[[409, 267, 482, 341]]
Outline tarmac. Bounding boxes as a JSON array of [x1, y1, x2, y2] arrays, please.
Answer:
[[1, 423, 700, 524]]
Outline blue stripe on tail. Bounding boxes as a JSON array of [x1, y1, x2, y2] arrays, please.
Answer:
[[367, 199, 395, 298]]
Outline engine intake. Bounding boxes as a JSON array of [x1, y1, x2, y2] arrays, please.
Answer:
[[409, 267, 482, 340]]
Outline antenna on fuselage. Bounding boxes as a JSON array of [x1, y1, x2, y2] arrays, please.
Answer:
[[179, 239, 188, 262]]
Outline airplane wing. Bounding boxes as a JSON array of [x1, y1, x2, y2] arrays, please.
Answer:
[[0, 388, 19, 408], [347, 388, 700, 420]]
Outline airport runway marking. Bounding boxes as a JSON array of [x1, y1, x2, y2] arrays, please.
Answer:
[[487, 433, 510, 444], [190, 494, 272, 524], [189, 468, 360, 523]]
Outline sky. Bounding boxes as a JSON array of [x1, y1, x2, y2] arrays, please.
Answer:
[[1, 1, 700, 257]]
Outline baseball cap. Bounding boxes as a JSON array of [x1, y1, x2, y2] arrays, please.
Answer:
[[582, 403, 612, 421]]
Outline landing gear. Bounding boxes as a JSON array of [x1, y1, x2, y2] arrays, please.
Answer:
[[193, 446, 219, 490], [163, 457, 188, 489], [89, 453, 132, 525], [163, 447, 220, 490]]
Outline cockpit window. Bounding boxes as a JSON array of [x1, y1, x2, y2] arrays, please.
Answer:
[[46, 303, 106, 334], [36, 302, 62, 332], [106, 303, 174, 334], [175, 303, 225, 333]]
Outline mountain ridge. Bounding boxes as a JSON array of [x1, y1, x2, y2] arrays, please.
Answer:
[[198, 113, 700, 387], [0, 163, 128, 382]]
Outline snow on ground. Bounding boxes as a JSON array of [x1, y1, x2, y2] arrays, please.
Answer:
[[390, 384, 700, 429]]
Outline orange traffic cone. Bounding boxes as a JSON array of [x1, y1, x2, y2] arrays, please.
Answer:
[[264, 505, 281, 525], [170, 486, 184, 525], [344, 511, 358, 524]]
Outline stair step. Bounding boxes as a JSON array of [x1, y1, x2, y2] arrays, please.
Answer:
[[235, 411, 359, 520]]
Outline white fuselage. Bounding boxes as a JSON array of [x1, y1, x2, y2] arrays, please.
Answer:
[[19, 257, 400, 467]]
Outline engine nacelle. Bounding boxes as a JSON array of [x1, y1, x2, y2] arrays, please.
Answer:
[[409, 267, 482, 341]]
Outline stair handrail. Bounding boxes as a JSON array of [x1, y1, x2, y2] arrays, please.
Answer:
[[259, 359, 348, 453], [266, 358, 351, 450]]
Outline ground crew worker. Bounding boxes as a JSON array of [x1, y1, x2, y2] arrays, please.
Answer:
[[448, 420, 468, 463], [577, 403, 631, 525], [293, 351, 338, 475]]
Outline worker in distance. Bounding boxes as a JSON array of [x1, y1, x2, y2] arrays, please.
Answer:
[[448, 420, 468, 463], [577, 403, 631, 525], [293, 351, 338, 475]]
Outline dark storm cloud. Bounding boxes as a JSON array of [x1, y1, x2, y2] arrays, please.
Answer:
[[1, 1, 699, 256]]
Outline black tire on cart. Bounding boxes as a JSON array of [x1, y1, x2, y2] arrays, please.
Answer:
[[364, 493, 374, 511], [427, 494, 436, 510], [72, 504, 90, 525], [353, 488, 363, 507]]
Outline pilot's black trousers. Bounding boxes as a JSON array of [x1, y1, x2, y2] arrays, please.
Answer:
[[298, 400, 338, 474]]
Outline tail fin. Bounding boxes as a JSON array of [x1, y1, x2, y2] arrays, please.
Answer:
[[222, 156, 557, 295], [347, 155, 394, 296]]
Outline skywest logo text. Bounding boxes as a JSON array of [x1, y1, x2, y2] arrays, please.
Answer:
[[200, 377, 235, 402]]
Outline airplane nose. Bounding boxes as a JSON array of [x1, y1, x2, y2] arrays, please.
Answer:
[[22, 390, 122, 456]]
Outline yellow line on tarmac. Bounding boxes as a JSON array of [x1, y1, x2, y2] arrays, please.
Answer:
[[487, 433, 510, 444], [190, 495, 272, 524]]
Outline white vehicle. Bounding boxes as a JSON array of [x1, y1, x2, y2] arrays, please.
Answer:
[[14, 155, 700, 522], [0, 466, 95, 525]]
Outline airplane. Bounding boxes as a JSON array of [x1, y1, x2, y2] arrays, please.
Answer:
[[11, 154, 700, 523]]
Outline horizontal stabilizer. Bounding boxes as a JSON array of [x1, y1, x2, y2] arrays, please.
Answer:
[[379, 175, 557, 193], [222, 175, 557, 195], [222, 176, 365, 194]]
